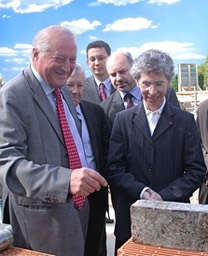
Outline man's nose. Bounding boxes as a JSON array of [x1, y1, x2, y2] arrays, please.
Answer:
[[116, 73, 123, 81], [71, 85, 79, 93], [62, 60, 75, 73]]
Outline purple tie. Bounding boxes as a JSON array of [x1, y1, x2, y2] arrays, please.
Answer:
[[125, 93, 134, 108], [99, 83, 107, 101], [53, 88, 86, 209]]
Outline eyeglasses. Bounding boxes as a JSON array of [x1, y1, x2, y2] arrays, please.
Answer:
[[88, 55, 107, 63]]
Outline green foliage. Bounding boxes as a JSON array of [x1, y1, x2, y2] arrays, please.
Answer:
[[198, 73, 204, 90], [198, 56, 208, 89], [171, 74, 178, 92]]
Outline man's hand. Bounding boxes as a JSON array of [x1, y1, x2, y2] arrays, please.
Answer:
[[142, 188, 163, 201], [69, 168, 108, 196]]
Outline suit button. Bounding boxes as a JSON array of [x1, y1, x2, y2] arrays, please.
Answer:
[[148, 168, 152, 172]]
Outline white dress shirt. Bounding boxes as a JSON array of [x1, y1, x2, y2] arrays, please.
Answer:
[[144, 97, 166, 136], [76, 104, 97, 170]]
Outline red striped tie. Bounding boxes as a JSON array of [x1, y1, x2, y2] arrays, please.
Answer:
[[99, 83, 107, 101], [53, 88, 86, 209]]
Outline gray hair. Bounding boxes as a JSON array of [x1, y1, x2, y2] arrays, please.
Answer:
[[32, 25, 75, 53], [71, 63, 86, 79], [131, 49, 175, 82]]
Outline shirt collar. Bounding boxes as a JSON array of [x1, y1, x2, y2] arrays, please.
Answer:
[[31, 64, 54, 96], [95, 77, 111, 89], [144, 97, 166, 116], [75, 104, 82, 115], [119, 85, 141, 101]]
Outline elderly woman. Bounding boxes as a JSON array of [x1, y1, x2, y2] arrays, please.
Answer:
[[107, 49, 206, 254]]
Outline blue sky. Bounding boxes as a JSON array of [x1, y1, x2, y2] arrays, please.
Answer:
[[0, 0, 207, 82]]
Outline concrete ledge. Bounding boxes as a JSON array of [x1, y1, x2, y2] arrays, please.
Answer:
[[131, 200, 208, 252]]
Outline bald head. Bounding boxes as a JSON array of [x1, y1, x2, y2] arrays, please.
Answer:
[[106, 51, 135, 92], [106, 52, 133, 70]]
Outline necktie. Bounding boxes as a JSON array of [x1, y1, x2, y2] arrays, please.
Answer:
[[99, 83, 107, 101], [125, 93, 134, 108], [53, 88, 86, 209]]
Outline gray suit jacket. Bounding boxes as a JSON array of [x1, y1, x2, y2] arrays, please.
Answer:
[[83, 75, 115, 104], [100, 90, 125, 124], [0, 66, 88, 256]]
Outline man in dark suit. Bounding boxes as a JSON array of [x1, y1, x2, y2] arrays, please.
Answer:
[[107, 49, 206, 253], [83, 40, 115, 104], [0, 25, 107, 256], [67, 64, 110, 256]]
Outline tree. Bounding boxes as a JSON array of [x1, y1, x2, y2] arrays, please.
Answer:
[[171, 74, 178, 92], [198, 73, 204, 90], [198, 56, 208, 90]]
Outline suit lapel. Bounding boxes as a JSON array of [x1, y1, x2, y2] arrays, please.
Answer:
[[112, 91, 125, 113], [25, 67, 74, 146], [33, 87, 65, 146], [133, 104, 152, 144], [79, 101, 99, 164], [152, 103, 175, 141], [133, 101, 175, 142], [87, 76, 101, 103], [110, 84, 116, 94], [61, 86, 81, 134]]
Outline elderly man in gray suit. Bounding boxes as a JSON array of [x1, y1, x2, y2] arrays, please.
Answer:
[[0, 25, 107, 256]]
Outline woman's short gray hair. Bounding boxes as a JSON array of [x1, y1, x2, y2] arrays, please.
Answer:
[[131, 49, 175, 82]]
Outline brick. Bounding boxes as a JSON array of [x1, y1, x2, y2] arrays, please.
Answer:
[[131, 200, 208, 252]]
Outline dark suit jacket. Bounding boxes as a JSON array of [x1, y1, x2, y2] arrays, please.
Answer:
[[108, 102, 206, 244], [80, 100, 110, 256], [80, 100, 109, 211], [83, 75, 115, 104], [165, 87, 181, 108], [100, 87, 180, 125], [0, 66, 88, 256]]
